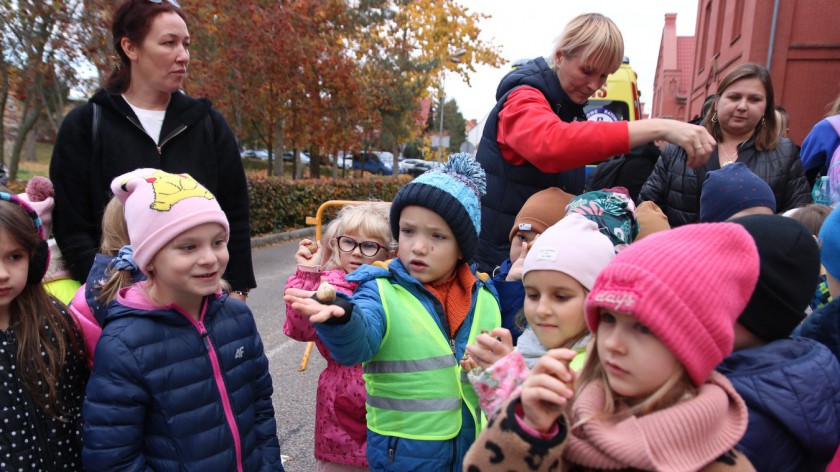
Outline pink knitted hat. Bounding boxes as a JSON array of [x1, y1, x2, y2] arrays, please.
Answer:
[[110, 168, 230, 275], [584, 223, 760, 386], [523, 213, 615, 291]]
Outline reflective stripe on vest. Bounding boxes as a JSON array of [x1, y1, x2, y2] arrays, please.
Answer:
[[363, 279, 500, 440]]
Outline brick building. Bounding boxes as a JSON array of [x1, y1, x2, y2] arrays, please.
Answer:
[[651, 0, 840, 143]]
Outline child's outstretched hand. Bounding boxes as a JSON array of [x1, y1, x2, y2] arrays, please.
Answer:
[[464, 328, 514, 369], [520, 348, 577, 434], [284, 287, 345, 323], [295, 239, 321, 266]]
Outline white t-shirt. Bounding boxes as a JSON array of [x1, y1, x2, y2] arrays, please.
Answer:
[[123, 96, 166, 144]]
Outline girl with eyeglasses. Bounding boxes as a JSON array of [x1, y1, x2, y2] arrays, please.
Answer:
[[284, 203, 395, 471], [50, 0, 256, 305]]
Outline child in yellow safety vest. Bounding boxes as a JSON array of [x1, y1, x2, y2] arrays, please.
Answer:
[[285, 152, 502, 471]]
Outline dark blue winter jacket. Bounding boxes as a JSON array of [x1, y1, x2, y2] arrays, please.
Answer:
[[82, 284, 283, 471], [795, 296, 840, 360], [492, 258, 525, 343], [717, 337, 840, 471]]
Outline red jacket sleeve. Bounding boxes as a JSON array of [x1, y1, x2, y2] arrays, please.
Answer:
[[497, 87, 630, 172]]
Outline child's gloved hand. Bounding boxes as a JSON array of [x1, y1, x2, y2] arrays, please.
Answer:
[[295, 238, 321, 267], [284, 287, 348, 324], [520, 348, 577, 435], [465, 328, 514, 369]]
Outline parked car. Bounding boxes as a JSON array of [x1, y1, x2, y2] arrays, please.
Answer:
[[352, 152, 393, 175], [404, 159, 441, 177], [241, 149, 269, 160], [399, 158, 427, 174], [281, 151, 311, 165]]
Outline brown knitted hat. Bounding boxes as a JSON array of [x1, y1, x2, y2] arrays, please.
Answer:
[[508, 187, 575, 241], [634, 201, 670, 241]]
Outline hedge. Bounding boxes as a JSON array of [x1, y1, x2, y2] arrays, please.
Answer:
[[248, 174, 413, 235]]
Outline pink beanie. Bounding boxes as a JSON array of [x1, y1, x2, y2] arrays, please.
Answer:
[[523, 213, 615, 291], [585, 223, 760, 386], [18, 176, 55, 236], [111, 168, 230, 275]]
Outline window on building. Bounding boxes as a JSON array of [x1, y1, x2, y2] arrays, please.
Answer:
[[714, 0, 726, 55], [698, 0, 712, 72], [731, 0, 744, 42]]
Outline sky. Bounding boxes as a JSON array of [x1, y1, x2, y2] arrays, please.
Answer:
[[446, 1, 700, 121]]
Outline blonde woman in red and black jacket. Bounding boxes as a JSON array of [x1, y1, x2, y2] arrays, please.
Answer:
[[474, 13, 716, 273], [49, 0, 255, 298]]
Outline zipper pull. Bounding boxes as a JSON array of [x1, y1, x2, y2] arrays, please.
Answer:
[[201, 331, 211, 351], [450, 337, 456, 354], [156, 145, 162, 155], [388, 447, 395, 462]]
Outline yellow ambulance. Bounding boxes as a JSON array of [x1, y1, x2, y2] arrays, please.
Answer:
[[584, 57, 642, 122]]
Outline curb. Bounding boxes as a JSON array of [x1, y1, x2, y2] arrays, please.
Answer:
[[251, 227, 316, 249]]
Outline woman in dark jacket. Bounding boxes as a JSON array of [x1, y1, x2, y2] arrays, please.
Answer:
[[49, 0, 255, 299], [640, 63, 811, 226], [474, 13, 716, 273]]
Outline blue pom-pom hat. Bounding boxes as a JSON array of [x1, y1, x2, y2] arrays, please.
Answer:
[[390, 153, 487, 263]]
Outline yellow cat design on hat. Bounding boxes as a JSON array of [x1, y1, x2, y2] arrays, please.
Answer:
[[140, 170, 214, 211]]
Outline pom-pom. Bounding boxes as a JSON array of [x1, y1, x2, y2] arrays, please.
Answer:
[[25, 176, 54, 202], [442, 152, 486, 197]]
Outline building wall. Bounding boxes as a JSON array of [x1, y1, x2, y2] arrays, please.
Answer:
[[688, 0, 840, 143], [652, 14, 695, 121]]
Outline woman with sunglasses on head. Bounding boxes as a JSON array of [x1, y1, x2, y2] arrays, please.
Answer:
[[50, 0, 255, 302], [284, 202, 395, 471]]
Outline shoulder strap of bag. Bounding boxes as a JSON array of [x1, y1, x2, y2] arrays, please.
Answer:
[[91, 102, 101, 157]]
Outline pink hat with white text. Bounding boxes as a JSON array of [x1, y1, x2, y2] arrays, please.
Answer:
[[110, 168, 229, 275], [522, 213, 615, 291], [584, 223, 760, 386]]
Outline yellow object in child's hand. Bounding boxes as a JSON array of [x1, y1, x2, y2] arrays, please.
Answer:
[[315, 279, 336, 303]]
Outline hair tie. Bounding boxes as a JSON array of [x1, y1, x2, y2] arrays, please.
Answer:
[[112, 245, 138, 272]]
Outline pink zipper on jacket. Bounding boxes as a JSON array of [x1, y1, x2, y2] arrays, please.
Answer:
[[191, 300, 244, 472]]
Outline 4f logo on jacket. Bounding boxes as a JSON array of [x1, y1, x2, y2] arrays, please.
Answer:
[[235, 346, 245, 359]]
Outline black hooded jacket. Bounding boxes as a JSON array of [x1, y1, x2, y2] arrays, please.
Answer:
[[50, 89, 255, 290]]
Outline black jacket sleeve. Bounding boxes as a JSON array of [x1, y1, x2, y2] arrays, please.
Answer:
[[779, 142, 813, 211], [210, 110, 256, 291], [49, 104, 100, 282]]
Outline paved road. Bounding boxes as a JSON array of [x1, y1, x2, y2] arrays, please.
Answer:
[[250, 239, 322, 471]]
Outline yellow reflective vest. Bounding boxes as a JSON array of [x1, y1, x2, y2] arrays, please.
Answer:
[[363, 278, 501, 440]]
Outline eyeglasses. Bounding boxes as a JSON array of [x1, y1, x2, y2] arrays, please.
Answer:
[[335, 236, 386, 257], [148, 0, 181, 8]]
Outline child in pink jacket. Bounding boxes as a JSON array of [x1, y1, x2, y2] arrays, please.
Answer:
[[283, 203, 394, 471]]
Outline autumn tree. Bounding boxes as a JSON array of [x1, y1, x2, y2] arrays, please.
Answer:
[[1, 0, 91, 179], [346, 0, 502, 174]]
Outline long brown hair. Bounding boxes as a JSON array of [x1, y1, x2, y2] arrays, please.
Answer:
[[107, 0, 187, 91], [2, 201, 81, 418], [705, 63, 778, 151]]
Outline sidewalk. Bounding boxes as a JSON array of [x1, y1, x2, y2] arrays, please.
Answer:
[[250, 226, 316, 249]]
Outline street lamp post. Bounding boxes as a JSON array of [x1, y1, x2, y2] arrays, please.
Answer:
[[438, 48, 467, 162]]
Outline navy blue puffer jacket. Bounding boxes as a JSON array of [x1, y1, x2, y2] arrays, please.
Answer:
[[83, 285, 283, 471], [717, 337, 840, 471]]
